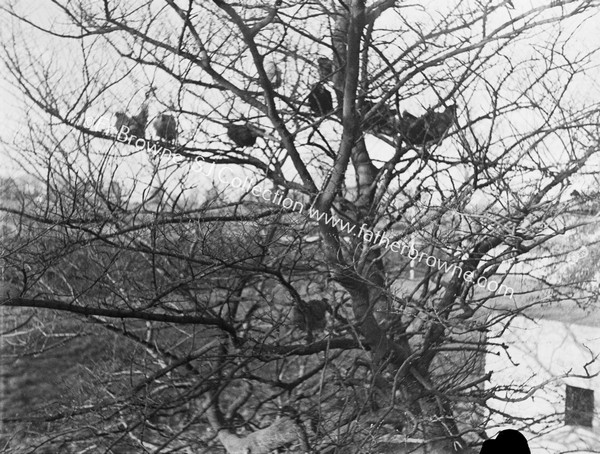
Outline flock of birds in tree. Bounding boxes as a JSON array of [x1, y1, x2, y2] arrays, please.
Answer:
[[114, 96, 178, 143], [112, 56, 457, 150], [305, 57, 457, 146]]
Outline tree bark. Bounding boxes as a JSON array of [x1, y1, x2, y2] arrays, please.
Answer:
[[322, 1, 466, 448]]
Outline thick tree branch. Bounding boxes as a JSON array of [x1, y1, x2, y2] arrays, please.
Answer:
[[2, 297, 237, 337]]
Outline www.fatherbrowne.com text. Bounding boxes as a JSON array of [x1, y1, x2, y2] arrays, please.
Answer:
[[114, 126, 514, 299]]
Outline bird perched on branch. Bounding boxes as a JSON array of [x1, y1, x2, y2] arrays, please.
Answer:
[[226, 124, 258, 147], [308, 84, 334, 117], [317, 57, 334, 82], [399, 104, 457, 146], [292, 298, 330, 343], [153, 114, 177, 142], [361, 100, 398, 136], [115, 105, 148, 138], [114, 90, 153, 138]]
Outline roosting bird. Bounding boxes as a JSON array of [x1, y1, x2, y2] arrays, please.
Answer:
[[361, 100, 398, 135], [115, 103, 148, 138], [292, 298, 330, 343], [308, 84, 334, 116], [399, 104, 457, 146], [226, 124, 258, 147], [153, 114, 177, 142], [317, 57, 334, 82], [114, 91, 152, 138]]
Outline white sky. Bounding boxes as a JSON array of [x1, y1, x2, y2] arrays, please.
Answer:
[[2, 0, 600, 205]]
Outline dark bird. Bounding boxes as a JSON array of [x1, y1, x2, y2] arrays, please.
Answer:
[[399, 104, 457, 146], [308, 84, 334, 116], [480, 429, 530, 454], [114, 112, 129, 132], [153, 114, 177, 142], [317, 57, 334, 81], [361, 100, 398, 135], [115, 103, 148, 138], [226, 124, 257, 147], [292, 298, 330, 343]]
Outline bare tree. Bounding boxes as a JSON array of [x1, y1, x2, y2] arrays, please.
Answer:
[[2, 1, 600, 453]]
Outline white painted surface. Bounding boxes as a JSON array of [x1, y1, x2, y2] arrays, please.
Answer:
[[486, 316, 600, 453]]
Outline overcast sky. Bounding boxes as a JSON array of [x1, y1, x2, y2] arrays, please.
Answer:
[[2, 0, 600, 193]]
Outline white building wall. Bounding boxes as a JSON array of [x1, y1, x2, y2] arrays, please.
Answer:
[[485, 316, 600, 454]]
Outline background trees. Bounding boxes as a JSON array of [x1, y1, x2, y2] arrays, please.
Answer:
[[1, 1, 600, 453]]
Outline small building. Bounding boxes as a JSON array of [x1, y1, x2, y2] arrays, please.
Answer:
[[485, 301, 600, 453]]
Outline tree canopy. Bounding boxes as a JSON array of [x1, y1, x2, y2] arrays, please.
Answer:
[[1, 1, 600, 453]]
